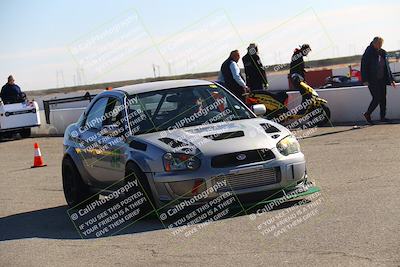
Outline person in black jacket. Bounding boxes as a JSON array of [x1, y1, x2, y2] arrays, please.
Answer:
[[242, 43, 268, 91], [289, 44, 311, 80], [289, 44, 311, 112], [0, 75, 25, 104], [361, 37, 396, 124]]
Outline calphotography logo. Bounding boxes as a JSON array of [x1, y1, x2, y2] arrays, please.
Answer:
[[69, 8, 154, 83], [66, 178, 153, 239], [157, 9, 243, 75]]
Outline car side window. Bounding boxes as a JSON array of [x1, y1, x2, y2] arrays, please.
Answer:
[[84, 97, 109, 130], [105, 98, 125, 126]]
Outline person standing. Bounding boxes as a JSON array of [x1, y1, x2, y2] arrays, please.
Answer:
[[361, 37, 396, 124], [0, 75, 25, 104], [289, 44, 312, 113], [289, 44, 311, 82], [218, 50, 249, 101], [242, 43, 268, 91]]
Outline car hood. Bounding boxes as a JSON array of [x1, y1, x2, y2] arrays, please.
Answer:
[[137, 118, 291, 156]]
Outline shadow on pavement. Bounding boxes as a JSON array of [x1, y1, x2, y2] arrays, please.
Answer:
[[300, 125, 369, 140], [0, 136, 21, 143], [0, 205, 164, 241], [331, 119, 400, 127], [0, 198, 307, 241]]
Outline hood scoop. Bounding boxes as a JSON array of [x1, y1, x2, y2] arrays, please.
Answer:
[[204, 131, 244, 141], [260, 123, 280, 134], [159, 137, 187, 148]]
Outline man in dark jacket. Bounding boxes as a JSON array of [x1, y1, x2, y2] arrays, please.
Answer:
[[1, 75, 25, 104], [289, 44, 311, 111], [217, 50, 249, 101], [242, 43, 268, 91], [361, 37, 396, 124], [289, 44, 311, 80]]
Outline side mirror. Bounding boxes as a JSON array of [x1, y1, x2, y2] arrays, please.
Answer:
[[252, 104, 266, 116], [101, 124, 123, 137]]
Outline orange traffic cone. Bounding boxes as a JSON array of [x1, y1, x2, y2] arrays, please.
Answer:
[[31, 142, 47, 168]]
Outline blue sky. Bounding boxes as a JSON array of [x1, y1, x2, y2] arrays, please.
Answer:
[[0, 0, 399, 90]]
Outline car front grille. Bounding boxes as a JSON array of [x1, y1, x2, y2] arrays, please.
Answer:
[[211, 149, 275, 168], [214, 167, 280, 192]]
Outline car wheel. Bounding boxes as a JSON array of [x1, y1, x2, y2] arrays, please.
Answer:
[[316, 105, 331, 127], [301, 105, 331, 128], [125, 161, 155, 216], [20, 128, 31, 138], [62, 156, 97, 207]]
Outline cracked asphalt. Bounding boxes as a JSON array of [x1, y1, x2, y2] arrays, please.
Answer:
[[0, 124, 399, 266]]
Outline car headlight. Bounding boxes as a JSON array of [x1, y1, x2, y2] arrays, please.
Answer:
[[163, 153, 201, 172], [276, 135, 300, 156]]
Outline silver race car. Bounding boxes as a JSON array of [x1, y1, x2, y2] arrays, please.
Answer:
[[62, 79, 309, 209]]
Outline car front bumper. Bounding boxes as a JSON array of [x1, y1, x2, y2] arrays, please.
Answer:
[[149, 152, 307, 208]]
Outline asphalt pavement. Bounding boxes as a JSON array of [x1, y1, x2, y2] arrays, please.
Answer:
[[0, 124, 399, 266]]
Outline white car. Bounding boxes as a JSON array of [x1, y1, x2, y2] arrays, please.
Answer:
[[0, 99, 41, 138]]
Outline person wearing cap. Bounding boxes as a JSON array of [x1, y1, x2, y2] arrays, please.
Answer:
[[361, 37, 396, 124], [290, 44, 311, 80], [218, 50, 249, 101], [242, 43, 268, 91], [0, 75, 25, 104], [289, 44, 312, 112]]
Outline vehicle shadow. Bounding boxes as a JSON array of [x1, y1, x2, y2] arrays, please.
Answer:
[[0, 205, 164, 241], [0, 136, 21, 143], [0, 199, 307, 242]]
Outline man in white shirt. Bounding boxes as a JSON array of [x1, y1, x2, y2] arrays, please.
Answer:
[[218, 50, 249, 101]]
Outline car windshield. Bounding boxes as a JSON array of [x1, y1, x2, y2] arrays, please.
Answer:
[[127, 84, 254, 135]]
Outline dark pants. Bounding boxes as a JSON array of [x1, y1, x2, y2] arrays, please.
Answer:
[[227, 85, 246, 102], [366, 80, 387, 119], [247, 80, 265, 92]]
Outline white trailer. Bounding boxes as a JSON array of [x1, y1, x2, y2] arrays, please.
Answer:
[[0, 99, 41, 138]]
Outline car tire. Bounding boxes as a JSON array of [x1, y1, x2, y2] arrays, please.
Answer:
[[62, 156, 97, 207], [20, 128, 31, 138], [125, 161, 156, 216], [316, 105, 331, 127], [301, 105, 331, 128]]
